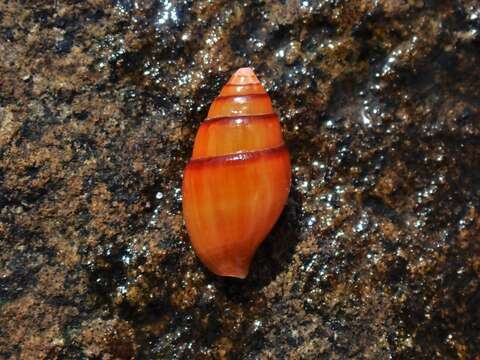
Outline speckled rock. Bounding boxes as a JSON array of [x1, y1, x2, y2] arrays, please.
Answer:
[[0, 0, 479, 359]]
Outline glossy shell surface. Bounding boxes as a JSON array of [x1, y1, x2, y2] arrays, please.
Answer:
[[182, 68, 291, 278]]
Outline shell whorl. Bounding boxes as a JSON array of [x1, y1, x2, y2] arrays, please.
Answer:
[[191, 68, 284, 160]]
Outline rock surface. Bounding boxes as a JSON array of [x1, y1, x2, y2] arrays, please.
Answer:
[[1, 0, 479, 359]]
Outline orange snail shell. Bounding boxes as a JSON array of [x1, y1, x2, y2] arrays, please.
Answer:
[[182, 68, 291, 278]]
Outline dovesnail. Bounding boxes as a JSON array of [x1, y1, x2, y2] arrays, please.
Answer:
[[182, 68, 291, 278]]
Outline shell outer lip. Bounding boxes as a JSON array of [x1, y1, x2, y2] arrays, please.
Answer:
[[186, 144, 288, 169]]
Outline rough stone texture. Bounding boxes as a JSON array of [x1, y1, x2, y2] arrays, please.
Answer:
[[1, 0, 479, 359]]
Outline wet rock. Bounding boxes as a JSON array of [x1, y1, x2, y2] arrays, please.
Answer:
[[0, 0, 479, 359]]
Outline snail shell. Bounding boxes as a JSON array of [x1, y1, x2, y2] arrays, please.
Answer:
[[182, 68, 291, 278]]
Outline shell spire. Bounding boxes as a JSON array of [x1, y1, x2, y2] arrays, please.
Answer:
[[227, 67, 260, 84], [182, 67, 291, 278]]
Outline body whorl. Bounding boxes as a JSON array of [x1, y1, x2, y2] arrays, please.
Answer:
[[182, 68, 291, 278]]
